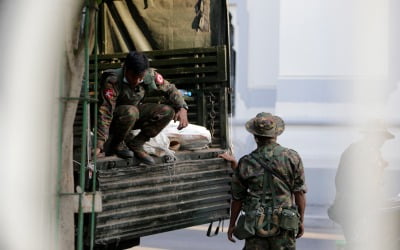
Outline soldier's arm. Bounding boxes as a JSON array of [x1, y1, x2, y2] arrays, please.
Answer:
[[97, 75, 118, 152], [289, 149, 307, 238], [228, 159, 247, 242], [218, 152, 238, 170], [152, 71, 189, 129], [152, 71, 189, 111], [290, 149, 307, 193], [294, 191, 306, 238], [228, 199, 242, 243]]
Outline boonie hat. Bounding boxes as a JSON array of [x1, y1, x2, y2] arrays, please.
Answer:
[[360, 119, 395, 139], [245, 112, 285, 137]]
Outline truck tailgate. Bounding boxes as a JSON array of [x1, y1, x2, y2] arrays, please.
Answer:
[[94, 149, 231, 245]]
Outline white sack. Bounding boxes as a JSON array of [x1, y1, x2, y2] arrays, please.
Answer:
[[163, 121, 212, 150], [131, 130, 175, 157]]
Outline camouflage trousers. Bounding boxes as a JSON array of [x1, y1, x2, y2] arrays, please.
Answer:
[[108, 103, 175, 151], [243, 230, 296, 250]]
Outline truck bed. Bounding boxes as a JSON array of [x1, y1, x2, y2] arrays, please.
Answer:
[[93, 148, 232, 245]]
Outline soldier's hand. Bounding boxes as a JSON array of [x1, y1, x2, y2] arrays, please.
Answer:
[[174, 108, 189, 130], [296, 222, 304, 238], [227, 225, 236, 243], [218, 152, 238, 169], [94, 147, 105, 158]]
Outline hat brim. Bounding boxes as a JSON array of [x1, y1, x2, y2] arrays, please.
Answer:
[[245, 115, 285, 137], [360, 130, 395, 140], [386, 132, 395, 139], [273, 116, 285, 136]]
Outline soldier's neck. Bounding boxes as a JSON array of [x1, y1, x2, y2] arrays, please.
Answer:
[[256, 139, 277, 148]]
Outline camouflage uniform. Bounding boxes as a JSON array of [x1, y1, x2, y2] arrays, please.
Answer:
[[97, 67, 188, 153], [231, 113, 307, 250], [244, 231, 296, 250]]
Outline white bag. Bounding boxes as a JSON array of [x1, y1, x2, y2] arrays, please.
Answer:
[[131, 130, 175, 157], [162, 121, 212, 150]]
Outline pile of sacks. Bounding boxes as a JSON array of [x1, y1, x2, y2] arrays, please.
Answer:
[[131, 121, 212, 157]]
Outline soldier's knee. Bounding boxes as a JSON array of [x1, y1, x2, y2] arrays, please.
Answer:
[[159, 105, 175, 120], [126, 106, 139, 116], [118, 106, 139, 123]]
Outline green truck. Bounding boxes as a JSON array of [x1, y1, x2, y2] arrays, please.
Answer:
[[72, 1, 234, 248]]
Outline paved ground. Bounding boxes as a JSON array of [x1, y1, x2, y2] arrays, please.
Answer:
[[129, 206, 344, 250], [130, 223, 343, 250]]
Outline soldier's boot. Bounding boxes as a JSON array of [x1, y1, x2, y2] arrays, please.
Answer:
[[107, 140, 134, 159], [127, 133, 155, 165], [133, 149, 155, 165], [106, 105, 139, 159]]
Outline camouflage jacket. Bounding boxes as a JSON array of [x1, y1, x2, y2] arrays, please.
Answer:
[[231, 142, 307, 211], [97, 68, 188, 143]]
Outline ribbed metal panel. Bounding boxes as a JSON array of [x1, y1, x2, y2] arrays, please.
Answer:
[[94, 155, 231, 245], [89, 46, 227, 85]]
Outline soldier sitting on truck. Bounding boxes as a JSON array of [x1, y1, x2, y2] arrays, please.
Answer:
[[95, 51, 189, 164]]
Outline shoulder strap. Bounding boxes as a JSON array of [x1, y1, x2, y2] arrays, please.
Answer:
[[260, 166, 278, 208], [250, 148, 291, 191], [250, 145, 296, 207], [251, 148, 278, 208]]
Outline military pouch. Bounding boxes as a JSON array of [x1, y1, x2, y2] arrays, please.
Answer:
[[233, 213, 256, 240], [255, 207, 280, 238], [279, 208, 300, 233]]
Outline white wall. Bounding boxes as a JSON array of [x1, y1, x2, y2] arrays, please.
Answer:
[[229, 0, 400, 205], [279, 0, 389, 77], [0, 1, 63, 249]]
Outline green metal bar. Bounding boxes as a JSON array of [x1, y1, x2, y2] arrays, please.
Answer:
[[60, 97, 98, 102], [59, 193, 80, 196], [90, 5, 99, 250], [77, 2, 91, 250]]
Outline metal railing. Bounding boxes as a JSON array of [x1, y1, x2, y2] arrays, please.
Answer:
[[57, 1, 99, 249]]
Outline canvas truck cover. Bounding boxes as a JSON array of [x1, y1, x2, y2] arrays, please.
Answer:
[[99, 0, 228, 53]]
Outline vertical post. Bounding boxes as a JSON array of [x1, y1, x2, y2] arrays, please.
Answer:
[[77, 1, 90, 249], [90, 5, 99, 250], [56, 59, 66, 250]]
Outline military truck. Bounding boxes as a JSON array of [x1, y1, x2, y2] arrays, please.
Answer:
[[72, 0, 233, 249]]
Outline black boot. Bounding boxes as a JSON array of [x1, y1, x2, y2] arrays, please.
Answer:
[[107, 141, 134, 159], [126, 133, 155, 165], [133, 148, 155, 165]]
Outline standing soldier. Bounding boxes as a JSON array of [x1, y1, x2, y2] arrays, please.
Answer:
[[328, 120, 395, 250], [220, 112, 307, 249], [95, 51, 189, 164]]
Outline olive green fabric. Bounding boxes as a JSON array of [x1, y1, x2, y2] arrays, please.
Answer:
[[99, 0, 225, 53], [244, 231, 296, 250], [245, 112, 285, 137], [131, 0, 211, 49]]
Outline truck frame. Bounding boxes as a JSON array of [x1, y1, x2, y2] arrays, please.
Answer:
[[70, 1, 234, 249]]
